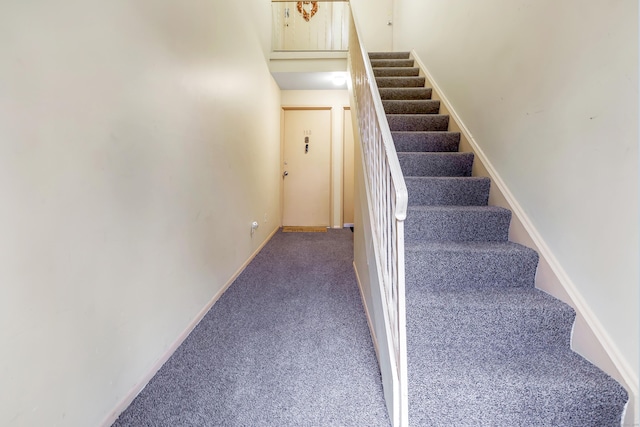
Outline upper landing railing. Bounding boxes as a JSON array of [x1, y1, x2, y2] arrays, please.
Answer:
[[271, 1, 349, 51]]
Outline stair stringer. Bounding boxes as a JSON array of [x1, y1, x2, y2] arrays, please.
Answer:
[[410, 49, 638, 426]]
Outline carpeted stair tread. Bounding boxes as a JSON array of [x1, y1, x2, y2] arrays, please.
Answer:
[[398, 152, 474, 177], [379, 88, 432, 100], [373, 67, 420, 77], [405, 206, 511, 243], [404, 241, 539, 290], [383, 100, 440, 114], [387, 114, 448, 131], [392, 131, 460, 152], [406, 287, 576, 351], [370, 58, 415, 68], [407, 345, 628, 427], [369, 52, 411, 59], [375, 76, 426, 88], [406, 176, 490, 206]]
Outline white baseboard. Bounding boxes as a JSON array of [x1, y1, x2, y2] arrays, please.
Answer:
[[410, 49, 638, 426], [99, 226, 280, 427], [353, 261, 380, 364]]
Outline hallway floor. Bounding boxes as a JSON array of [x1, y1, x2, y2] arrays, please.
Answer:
[[112, 228, 390, 426]]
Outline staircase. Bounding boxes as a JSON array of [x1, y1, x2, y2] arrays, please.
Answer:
[[369, 51, 628, 426]]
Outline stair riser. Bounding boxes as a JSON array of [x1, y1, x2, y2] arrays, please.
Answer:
[[408, 376, 626, 427], [370, 59, 414, 67], [406, 304, 575, 353], [383, 100, 440, 114], [379, 88, 432, 100], [398, 153, 474, 177], [405, 246, 539, 290], [387, 115, 449, 131], [406, 177, 490, 206], [373, 67, 420, 77], [376, 77, 425, 88], [405, 208, 511, 243], [369, 52, 411, 60], [393, 132, 460, 152]]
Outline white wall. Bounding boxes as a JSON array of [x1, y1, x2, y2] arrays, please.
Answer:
[[280, 90, 350, 228], [0, 1, 281, 426], [393, 0, 639, 420]]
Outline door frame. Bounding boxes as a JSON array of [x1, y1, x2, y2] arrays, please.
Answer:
[[342, 106, 354, 227], [280, 106, 333, 227]]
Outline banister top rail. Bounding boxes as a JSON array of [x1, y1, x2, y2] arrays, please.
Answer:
[[349, 9, 408, 222]]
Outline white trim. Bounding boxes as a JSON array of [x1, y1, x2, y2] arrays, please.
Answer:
[[354, 261, 380, 364], [343, 223, 354, 227], [270, 51, 347, 60], [411, 49, 638, 425], [99, 227, 280, 427]]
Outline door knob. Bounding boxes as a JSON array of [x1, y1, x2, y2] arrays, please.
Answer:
[[283, 171, 289, 178]]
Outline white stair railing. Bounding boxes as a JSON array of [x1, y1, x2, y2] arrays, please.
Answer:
[[347, 7, 408, 427]]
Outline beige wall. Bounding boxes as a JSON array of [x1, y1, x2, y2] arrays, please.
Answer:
[[280, 90, 350, 228], [0, 1, 281, 426], [392, 0, 638, 421]]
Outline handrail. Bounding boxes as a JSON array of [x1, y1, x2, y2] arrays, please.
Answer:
[[347, 6, 408, 427]]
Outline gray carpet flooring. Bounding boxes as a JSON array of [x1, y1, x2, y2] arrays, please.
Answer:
[[112, 228, 390, 427]]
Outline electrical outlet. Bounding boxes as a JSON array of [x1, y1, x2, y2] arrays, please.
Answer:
[[264, 212, 268, 223]]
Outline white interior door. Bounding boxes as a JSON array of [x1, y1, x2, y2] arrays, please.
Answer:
[[283, 109, 331, 226]]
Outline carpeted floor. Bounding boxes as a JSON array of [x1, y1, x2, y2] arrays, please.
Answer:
[[112, 228, 390, 427]]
